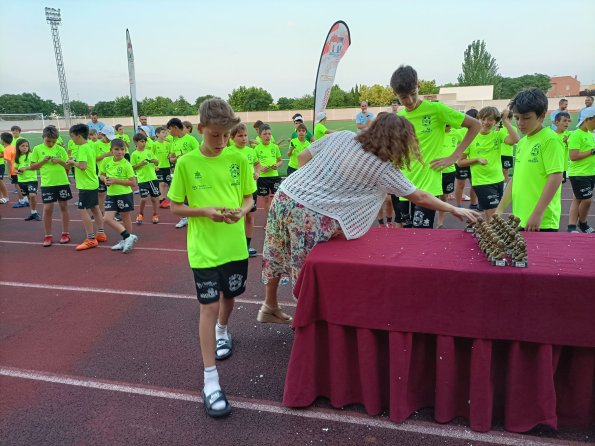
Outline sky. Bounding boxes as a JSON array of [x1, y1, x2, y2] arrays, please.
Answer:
[[1, 0, 594, 105]]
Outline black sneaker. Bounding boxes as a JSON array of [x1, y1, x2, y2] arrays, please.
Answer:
[[114, 212, 122, 221], [24, 213, 39, 221], [579, 222, 594, 233]]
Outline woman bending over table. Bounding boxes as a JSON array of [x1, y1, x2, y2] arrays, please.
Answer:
[[258, 112, 479, 324]]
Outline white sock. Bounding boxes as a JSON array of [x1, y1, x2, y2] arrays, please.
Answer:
[[215, 321, 229, 357], [203, 366, 225, 411]]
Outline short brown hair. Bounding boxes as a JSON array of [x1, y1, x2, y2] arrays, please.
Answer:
[[478, 106, 500, 121], [182, 121, 193, 132], [230, 123, 247, 137], [111, 138, 126, 149], [355, 112, 420, 169], [296, 123, 307, 132], [253, 120, 264, 129], [199, 99, 240, 129]]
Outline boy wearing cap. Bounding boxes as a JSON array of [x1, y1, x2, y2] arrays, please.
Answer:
[[567, 107, 595, 233], [495, 88, 565, 231], [314, 113, 335, 141], [290, 114, 314, 142]]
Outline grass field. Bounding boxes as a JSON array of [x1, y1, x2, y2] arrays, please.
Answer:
[[15, 112, 580, 176]]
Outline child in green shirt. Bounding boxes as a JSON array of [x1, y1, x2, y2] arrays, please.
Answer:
[[13, 139, 39, 220], [131, 133, 160, 225], [168, 99, 256, 419], [553, 112, 572, 183], [153, 126, 173, 208], [287, 123, 311, 175], [496, 89, 565, 231], [254, 124, 282, 215]]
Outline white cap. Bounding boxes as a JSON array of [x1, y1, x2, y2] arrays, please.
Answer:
[[316, 112, 326, 123], [577, 107, 595, 128], [99, 125, 116, 141]]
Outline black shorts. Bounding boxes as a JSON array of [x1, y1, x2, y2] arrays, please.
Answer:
[[473, 182, 504, 210], [442, 172, 456, 195], [501, 156, 514, 170], [124, 153, 131, 162], [19, 181, 38, 196], [250, 192, 258, 213], [104, 193, 134, 212], [257, 176, 281, 196], [156, 168, 172, 185], [139, 180, 160, 198], [0, 164, 4, 179], [455, 165, 471, 180], [192, 259, 249, 304], [78, 189, 99, 209], [41, 185, 73, 204], [98, 179, 107, 193], [11, 175, 19, 185], [569, 175, 595, 200], [286, 166, 297, 176], [396, 200, 436, 228]]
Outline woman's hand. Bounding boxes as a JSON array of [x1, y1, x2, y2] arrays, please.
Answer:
[[451, 207, 481, 222]]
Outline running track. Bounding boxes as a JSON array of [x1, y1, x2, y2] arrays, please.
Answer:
[[0, 179, 593, 446]]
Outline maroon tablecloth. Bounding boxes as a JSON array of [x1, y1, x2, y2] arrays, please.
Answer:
[[284, 229, 595, 432]]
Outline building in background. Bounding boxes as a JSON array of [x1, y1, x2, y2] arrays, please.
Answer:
[[548, 76, 580, 97]]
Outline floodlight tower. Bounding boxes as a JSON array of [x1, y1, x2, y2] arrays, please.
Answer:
[[45, 7, 72, 127]]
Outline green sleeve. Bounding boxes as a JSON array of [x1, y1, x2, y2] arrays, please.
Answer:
[[30, 147, 40, 163], [275, 145, 282, 158], [542, 137, 565, 175], [241, 157, 256, 196], [168, 161, 187, 203], [58, 147, 68, 161], [125, 163, 135, 179], [439, 103, 465, 128], [98, 159, 106, 175]]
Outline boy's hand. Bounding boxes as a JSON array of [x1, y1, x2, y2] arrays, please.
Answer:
[[253, 172, 260, 180], [430, 156, 456, 171], [261, 166, 270, 172], [139, 160, 148, 167], [222, 208, 243, 224], [151, 159, 159, 165], [66, 159, 75, 166], [17, 168, 25, 174], [477, 158, 488, 165], [44, 156, 52, 162], [525, 212, 543, 232], [105, 177, 114, 186], [50, 158, 61, 164], [204, 207, 226, 222], [500, 110, 510, 122]]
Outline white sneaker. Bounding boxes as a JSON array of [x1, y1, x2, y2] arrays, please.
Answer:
[[175, 217, 188, 228], [111, 240, 125, 251], [122, 234, 138, 253], [0, 197, 8, 204]]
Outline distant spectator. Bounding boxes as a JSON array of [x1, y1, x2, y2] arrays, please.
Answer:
[[550, 98, 568, 131], [356, 101, 374, 131], [139, 115, 156, 137], [391, 100, 399, 114], [577, 96, 594, 128], [86, 112, 105, 133]]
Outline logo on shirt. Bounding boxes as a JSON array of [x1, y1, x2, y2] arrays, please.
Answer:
[[229, 163, 240, 179], [422, 115, 431, 127], [530, 144, 541, 157], [194, 171, 202, 180]]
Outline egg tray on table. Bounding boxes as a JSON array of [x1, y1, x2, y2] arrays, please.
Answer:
[[464, 215, 528, 268]]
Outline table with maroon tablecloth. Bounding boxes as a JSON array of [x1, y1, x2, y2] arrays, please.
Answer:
[[283, 229, 595, 433]]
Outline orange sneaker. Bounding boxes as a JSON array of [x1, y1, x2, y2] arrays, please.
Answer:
[[152, 213, 159, 224], [159, 199, 170, 209], [136, 213, 143, 225], [75, 238, 99, 251], [95, 232, 107, 242]]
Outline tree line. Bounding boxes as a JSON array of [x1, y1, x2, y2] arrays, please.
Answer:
[[0, 40, 561, 117]]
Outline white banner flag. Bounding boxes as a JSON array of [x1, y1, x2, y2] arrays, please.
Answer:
[[313, 21, 351, 128], [126, 29, 139, 131]]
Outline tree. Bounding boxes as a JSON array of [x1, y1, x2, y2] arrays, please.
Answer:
[[457, 40, 499, 86], [277, 97, 294, 110], [68, 100, 90, 116], [0, 93, 59, 116], [91, 101, 115, 117], [292, 95, 314, 110], [141, 96, 175, 116], [172, 96, 196, 115], [228, 86, 274, 111], [358, 84, 394, 106], [494, 74, 551, 99], [111, 96, 134, 117], [418, 79, 439, 95]]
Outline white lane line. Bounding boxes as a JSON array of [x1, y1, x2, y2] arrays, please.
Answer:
[[0, 218, 265, 228], [0, 281, 294, 307], [0, 240, 187, 252], [0, 366, 568, 446]]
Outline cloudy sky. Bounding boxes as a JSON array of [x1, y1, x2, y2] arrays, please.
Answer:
[[1, 0, 594, 104]]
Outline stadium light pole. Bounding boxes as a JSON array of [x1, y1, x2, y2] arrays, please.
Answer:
[[45, 7, 72, 128]]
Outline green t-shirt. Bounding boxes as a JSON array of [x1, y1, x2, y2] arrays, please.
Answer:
[[568, 128, 595, 177], [463, 130, 505, 186], [131, 149, 158, 183], [314, 123, 327, 141], [73, 143, 99, 190], [229, 145, 258, 176], [255, 135, 276, 145], [498, 125, 518, 157], [441, 130, 460, 174], [153, 140, 173, 168], [291, 129, 313, 142], [14, 153, 37, 182], [167, 148, 256, 268], [398, 101, 465, 197], [166, 134, 174, 142], [116, 133, 132, 153], [172, 134, 199, 157], [0, 145, 4, 166], [556, 130, 572, 171], [255, 142, 281, 177], [288, 138, 311, 169], [67, 139, 77, 158], [30, 143, 69, 187], [512, 127, 564, 230], [56, 136, 64, 147], [99, 156, 135, 196], [95, 140, 112, 161]]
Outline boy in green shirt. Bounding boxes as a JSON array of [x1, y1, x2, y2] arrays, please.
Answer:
[[553, 112, 572, 183], [99, 138, 138, 253], [436, 124, 460, 228], [168, 99, 256, 418], [131, 133, 160, 225], [97, 126, 117, 212], [153, 126, 173, 209], [29, 126, 73, 247], [457, 107, 519, 222], [114, 124, 131, 151], [391, 65, 480, 228], [287, 123, 310, 176], [497, 109, 519, 181], [290, 114, 314, 142], [230, 123, 261, 257], [254, 124, 282, 215], [496, 88, 565, 231], [566, 107, 595, 233], [314, 112, 334, 141], [66, 124, 106, 250]]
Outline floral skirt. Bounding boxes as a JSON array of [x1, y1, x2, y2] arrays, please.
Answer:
[[262, 191, 342, 289]]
